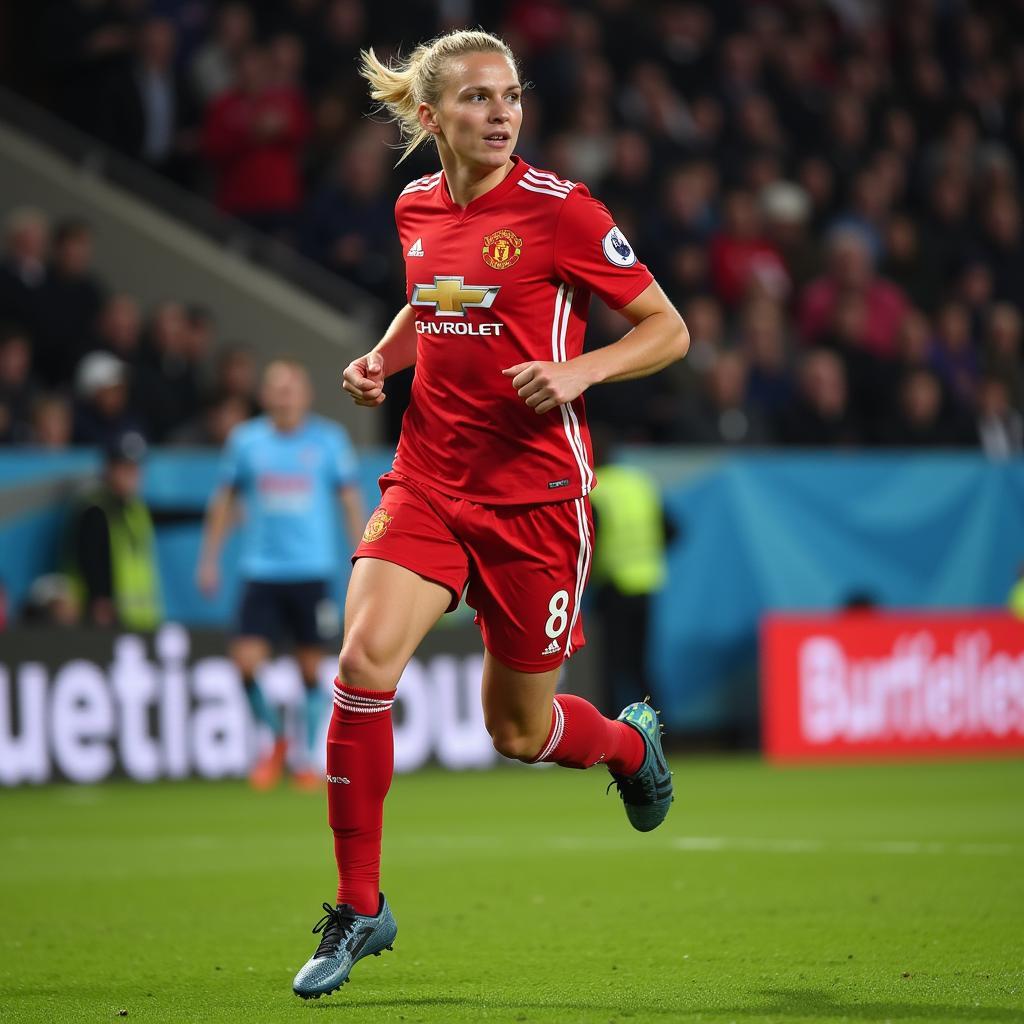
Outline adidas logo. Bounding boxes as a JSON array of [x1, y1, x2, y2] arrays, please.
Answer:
[[541, 639, 561, 656], [407, 238, 424, 257], [326, 774, 351, 785]]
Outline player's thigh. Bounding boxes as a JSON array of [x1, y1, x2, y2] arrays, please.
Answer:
[[280, 579, 332, 651], [341, 477, 471, 689], [468, 496, 592, 675], [232, 581, 276, 674], [339, 557, 452, 689], [480, 651, 560, 752]]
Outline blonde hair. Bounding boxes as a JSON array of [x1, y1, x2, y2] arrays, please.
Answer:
[[359, 29, 519, 164]]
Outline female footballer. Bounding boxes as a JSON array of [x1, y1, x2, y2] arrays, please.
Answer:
[[292, 29, 689, 999]]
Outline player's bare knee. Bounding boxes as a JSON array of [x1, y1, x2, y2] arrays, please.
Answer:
[[489, 726, 545, 762], [338, 636, 396, 692]]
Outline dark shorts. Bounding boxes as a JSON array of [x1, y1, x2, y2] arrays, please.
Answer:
[[237, 579, 337, 647]]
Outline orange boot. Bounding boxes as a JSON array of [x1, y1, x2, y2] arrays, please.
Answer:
[[250, 737, 287, 790]]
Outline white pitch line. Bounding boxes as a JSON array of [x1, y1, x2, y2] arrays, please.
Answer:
[[673, 837, 1017, 856], [385, 835, 1018, 857]]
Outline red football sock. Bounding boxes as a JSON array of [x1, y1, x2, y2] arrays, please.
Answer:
[[531, 694, 644, 776], [327, 678, 395, 916]]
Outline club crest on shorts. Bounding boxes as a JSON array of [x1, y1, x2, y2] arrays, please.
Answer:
[[362, 507, 393, 543], [482, 228, 523, 270]]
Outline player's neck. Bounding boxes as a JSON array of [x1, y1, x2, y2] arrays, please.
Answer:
[[271, 413, 305, 433], [440, 155, 516, 208]]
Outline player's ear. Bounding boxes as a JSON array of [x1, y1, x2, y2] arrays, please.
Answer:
[[418, 102, 441, 137]]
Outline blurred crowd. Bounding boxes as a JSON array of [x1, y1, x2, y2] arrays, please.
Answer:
[[0, 208, 260, 447], [2, 0, 1024, 454]]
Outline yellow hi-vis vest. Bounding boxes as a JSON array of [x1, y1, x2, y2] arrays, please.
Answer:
[[69, 490, 163, 631], [1009, 578, 1024, 619], [588, 464, 667, 596]]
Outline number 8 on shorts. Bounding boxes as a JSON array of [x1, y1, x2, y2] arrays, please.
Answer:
[[545, 589, 570, 639]]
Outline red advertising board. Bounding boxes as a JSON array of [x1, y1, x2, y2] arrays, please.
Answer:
[[761, 613, 1024, 760]]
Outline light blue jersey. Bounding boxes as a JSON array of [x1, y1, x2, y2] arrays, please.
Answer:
[[220, 415, 358, 581]]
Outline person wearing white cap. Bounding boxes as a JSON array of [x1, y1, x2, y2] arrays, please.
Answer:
[[71, 350, 146, 447]]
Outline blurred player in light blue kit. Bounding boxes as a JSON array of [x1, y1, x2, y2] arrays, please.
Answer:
[[198, 359, 364, 788]]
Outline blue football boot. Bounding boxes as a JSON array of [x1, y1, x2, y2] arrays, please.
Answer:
[[292, 894, 397, 999], [608, 700, 674, 832]]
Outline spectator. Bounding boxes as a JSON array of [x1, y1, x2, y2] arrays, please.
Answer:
[[135, 300, 202, 441], [303, 0, 369, 95], [597, 129, 653, 223], [0, 326, 37, 443], [189, 1, 254, 103], [39, 219, 106, 386], [29, 393, 73, 449], [301, 134, 398, 299], [798, 226, 908, 359], [879, 369, 974, 448], [72, 350, 145, 447], [0, 208, 49, 348], [64, 430, 163, 630], [760, 180, 817, 293], [740, 298, 793, 418], [881, 213, 942, 313], [48, 0, 135, 137], [776, 348, 862, 447], [929, 301, 978, 411], [267, 32, 306, 91], [708, 188, 788, 307], [169, 392, 251, 447], [982, 303, 1023, 412], [677, 293, 725, 380], [676, 349, 772, 446], [201, 44, 312, 234], [918, 172, 974, 292], [94, 292, 143, 365], [819, 290, 888, 428], [981, 190, 1024, 309], [210, 342, 260, 416], [98, 17, 201, 186], [184, 304, 217, 368], [976, 376, 1024, 459]]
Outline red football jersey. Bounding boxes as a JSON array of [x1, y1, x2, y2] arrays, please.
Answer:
[[391, 157, 653, 505]]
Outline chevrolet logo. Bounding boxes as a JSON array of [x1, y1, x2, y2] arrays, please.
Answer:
[[411, 276, 500, 316]]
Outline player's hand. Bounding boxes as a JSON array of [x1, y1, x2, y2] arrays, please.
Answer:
[[197, 560, 220, 598], [502, 360, 591, 415], [342, 351, 386, 407]]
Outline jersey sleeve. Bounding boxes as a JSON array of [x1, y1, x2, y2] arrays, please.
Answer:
[[328, 424, 359, 487], [219, 425, 246, 490], [553, 186, 654, 310]]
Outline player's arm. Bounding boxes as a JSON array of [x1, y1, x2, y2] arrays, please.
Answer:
[[342, 304, 419, 407], [196, 485, 239, 596], [577, 281, 688, 383], [337, 483, 365, 548], [504, 282, 688, 415]]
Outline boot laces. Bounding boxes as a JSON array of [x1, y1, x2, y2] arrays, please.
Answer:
[[311, 902, 358, 960]]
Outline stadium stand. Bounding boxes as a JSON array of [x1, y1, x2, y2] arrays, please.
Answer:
[[0, 0, 1022, 453]]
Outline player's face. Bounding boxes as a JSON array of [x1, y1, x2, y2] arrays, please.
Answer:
[[262, 365, 311, 427], [430, 53, 522, 171]]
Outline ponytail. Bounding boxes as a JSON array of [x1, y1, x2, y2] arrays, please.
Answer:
[[359, 30, 518, 164]]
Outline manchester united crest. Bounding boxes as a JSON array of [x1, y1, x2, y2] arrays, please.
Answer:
[[362, 507, 393, 543], [482, 228, 523, 270]]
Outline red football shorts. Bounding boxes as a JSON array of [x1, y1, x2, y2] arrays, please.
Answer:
[[352, 472, 592, 673]]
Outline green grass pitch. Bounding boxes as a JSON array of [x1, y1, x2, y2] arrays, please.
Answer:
[[2, 757, 1022, 1023]]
